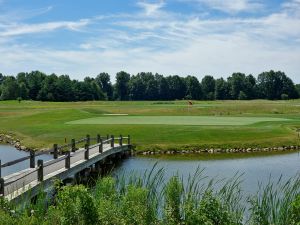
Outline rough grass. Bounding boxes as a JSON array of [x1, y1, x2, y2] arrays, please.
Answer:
[[0, 100, 300, 150]]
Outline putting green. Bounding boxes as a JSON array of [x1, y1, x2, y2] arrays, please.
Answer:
[[66, 116, 290, 126]]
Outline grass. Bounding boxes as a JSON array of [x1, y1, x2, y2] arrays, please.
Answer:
[[66, 115, 290, 126], [0, 100, 300, 151]]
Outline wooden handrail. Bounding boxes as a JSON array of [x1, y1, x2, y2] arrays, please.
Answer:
[[0, 135, 130, 169], [0, 134, 131, 199]]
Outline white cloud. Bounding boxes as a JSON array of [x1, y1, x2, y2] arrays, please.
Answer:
[[0, 0, 299, 83], [0, 19, 90, 37], [137, 0, 165, 16], [186, 0, 263, 13]]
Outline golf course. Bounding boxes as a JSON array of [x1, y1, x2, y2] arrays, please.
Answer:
[[0, 100, 300, 151]]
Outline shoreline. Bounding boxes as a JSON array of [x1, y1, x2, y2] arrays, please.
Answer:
[[1, 132, 299, 156]]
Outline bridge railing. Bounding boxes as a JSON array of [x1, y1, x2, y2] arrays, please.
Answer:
[[0, 134, 131, 197]]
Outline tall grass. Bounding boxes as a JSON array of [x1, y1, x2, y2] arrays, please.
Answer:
[[0, 167, 299, 225], [249, 174, 300, 225]]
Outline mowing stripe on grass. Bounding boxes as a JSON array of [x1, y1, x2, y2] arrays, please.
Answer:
[[66, 116, 290, 126]]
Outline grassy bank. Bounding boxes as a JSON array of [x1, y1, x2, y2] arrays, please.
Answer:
[[0, 168, 299, 225], [0, 100, 300, 151]]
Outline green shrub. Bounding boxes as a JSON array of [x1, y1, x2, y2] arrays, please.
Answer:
[[56, 185, 98, 225], [290, 195, 300, 225]]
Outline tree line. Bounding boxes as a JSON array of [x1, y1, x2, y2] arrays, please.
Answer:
[[0, 70, 299, 101]]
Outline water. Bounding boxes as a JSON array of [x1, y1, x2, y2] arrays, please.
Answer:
[[114, 151, 300, 195], [1, 144, 299, 195], [0, 145, 52, 177]]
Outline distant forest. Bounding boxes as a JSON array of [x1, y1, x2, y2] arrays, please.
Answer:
[[0, 70, 299, 101]]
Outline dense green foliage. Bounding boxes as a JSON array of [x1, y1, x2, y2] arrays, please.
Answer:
[[0, 169, 299, 225], [0, 70, 299, 101]]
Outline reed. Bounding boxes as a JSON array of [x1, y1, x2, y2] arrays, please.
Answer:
[[0, 167, 299, 225]]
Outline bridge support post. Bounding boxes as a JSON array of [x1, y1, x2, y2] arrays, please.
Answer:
[[97, 134, 101, 143], [85, 144, 89, 160], [65, 152, 71, 169], [37, 160, 44, 182], [30, 150, 35, 168], [86, 134, 90, 147], [71, 139, 76, 152], [99, 139, 103, 153], [119, 135, 123, 146], [111, 135, 114, 148], [0, 178, 4, 197], [53, 144, 58, 159], [128, 135, 131, 145], [106, 134, 109, 140]]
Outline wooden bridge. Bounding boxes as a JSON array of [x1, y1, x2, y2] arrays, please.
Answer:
[[0, 134, 131, 202]]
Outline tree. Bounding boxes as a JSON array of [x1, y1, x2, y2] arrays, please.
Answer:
[[0, 76, 19, 100], [215, 78, 229, 100], [245, 74, 257, 99], [115, 71, 130, 100], [95, 73, 113, 100], [201, 75, 215, 100], [257, 70, 298, 100], [55, 75, 75, 101], [227, 73, 247, 99], [166, 75, 186, 100], [37, 74, 58, 101], [128, 75, 146, 100], [0, 73, 4, 85], [156, 74, 170, 100], [295, 84, 300, 98], [26, 71, 46, 100], [185, 76, 202, 100], [18, 82, 29, 99]]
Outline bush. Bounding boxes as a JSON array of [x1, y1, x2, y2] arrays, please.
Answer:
[[290, 195, 300, 225], [281, 93, 289, 100]]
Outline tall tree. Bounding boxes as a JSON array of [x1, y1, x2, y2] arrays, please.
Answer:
[[215, 78, 230, 100], [26, 71, 46, 100], [54, 75, 74, 101], [128, 75, 146, 100], [0, 76, 19, 100], [18, 82, 29, 99], [257, 70, 298, 100], [201, 75, 215, 100], [295, 84, 300, 98], [166, 75, 186, 100], [227, 73, 247, 99], [156, 74, 170, 100], [95, 73, 113, 100], [185, 76, 202, 100], [37, 74, 58, 101], [115, 71, 130, 100], [0, 73, 4, 85]]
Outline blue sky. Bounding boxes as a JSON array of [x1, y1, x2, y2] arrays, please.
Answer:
[[0, 0, 299, 82]]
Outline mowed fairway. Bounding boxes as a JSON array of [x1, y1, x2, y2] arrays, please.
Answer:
[[0, 100, 300, 151], [67, 116, 289, 126]]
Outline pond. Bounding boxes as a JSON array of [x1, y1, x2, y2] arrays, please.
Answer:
[[114, 151, 300, 195], [0, 145, 52, 177], [1, 144, 299, 195]]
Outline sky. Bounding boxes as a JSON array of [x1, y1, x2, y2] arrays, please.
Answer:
[[0, 0, 299, 82]]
